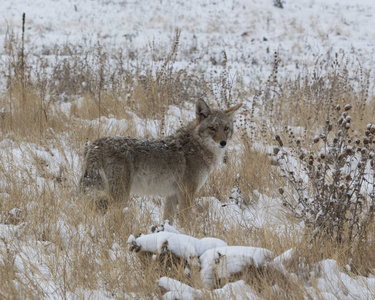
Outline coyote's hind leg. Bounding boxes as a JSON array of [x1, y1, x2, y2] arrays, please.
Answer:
[[163, 194, 179, 225], [106, 163, 132, 206]]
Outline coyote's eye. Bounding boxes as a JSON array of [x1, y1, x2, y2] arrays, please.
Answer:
[[224, 126, 229, 132], [208, 127, 216, 131]]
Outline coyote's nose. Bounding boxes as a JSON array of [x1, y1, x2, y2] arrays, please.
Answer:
[[220, 140, 227, 147]]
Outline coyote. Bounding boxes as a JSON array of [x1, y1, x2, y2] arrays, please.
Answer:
[[80, 99, 241, 224]]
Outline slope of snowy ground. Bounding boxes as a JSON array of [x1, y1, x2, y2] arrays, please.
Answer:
[[1, 0, 375, 85]]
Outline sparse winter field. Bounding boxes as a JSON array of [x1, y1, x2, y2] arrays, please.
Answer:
[[0, 0, 375, 299]]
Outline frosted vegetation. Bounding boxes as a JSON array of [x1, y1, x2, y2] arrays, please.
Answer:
[[0, 0, 374, 298]]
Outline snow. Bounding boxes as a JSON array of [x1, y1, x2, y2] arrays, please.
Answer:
[[129, 228, 273, 289], [313, 260, 375, 300], [159, 277, 203, 300], [211, 280, 260, 300], [199, 246, 274, 288], [2, 0, 375, 86], [199, 195, 287, 234], [159, 277, 259, 300], [128, 231, 227, 266], [269, 248, 295, 274]]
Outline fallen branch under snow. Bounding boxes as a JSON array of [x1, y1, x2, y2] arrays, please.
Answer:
[[127, 222, 275, 291]]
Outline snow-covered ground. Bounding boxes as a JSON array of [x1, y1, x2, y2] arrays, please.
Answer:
[[2, 0, 375, 85], [1, 0, 375, 299]]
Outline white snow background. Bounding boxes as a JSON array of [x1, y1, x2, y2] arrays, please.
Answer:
[[1, 0, 375, 299], [2, 0, 375, 86]]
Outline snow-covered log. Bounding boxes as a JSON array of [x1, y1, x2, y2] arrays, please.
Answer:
[[128, 226, 275, 289], [128, 230, 227, 267], [200, 246, 274, 288]]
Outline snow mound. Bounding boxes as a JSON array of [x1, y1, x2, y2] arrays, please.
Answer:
[[159, 277, 260, 300], [128, 232, 227, 266], [128, 229, 274, 288], [199, 246, 274, 288], [159, 277, 202, 299], [268, 248, 296, 275], [314, 259, 375, 299]]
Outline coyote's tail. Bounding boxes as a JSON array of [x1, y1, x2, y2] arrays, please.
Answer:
[[79, 147, 109, 194], [79, 146, 111, 211]]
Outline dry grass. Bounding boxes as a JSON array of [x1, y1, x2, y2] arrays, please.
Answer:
[[0, 34, 374, 299]]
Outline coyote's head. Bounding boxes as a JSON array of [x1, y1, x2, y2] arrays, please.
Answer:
[[195, 99, 242, 149]]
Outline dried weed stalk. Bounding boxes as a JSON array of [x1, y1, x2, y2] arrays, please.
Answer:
[[275, 104, 375, 252]]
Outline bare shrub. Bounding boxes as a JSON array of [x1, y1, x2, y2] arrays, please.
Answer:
[[275, 104, 375, 267]]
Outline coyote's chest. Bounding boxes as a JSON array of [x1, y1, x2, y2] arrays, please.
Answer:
[[192, 145, 225, 190]]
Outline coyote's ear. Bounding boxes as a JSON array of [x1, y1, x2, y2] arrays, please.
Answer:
[[196, 99, 212, 121], [224, 103, 242, 117]]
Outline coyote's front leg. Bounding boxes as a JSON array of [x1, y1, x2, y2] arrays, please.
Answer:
[[178, 187, 197, 228]]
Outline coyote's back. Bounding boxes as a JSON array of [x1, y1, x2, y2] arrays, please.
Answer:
[[80, 99, 241, 225]]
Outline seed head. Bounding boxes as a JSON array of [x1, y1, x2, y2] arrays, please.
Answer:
[[275, 135, 283, 147], [345, 148, 353, 156]]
